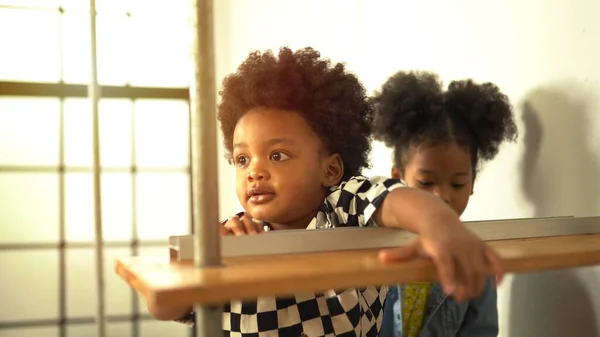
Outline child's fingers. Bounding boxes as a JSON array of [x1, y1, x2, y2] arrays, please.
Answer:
[[466, 257, 487, 300], [240, 215, 263, 235], [385, 239, 458, 297], [484, 246, 505, 286], [377, 239, 420, 263], [225, 216, 247, 236], [472, 260, 487, 298], [457, 242, 496, 301], [219, 223, 232, 236], [453, 283, 467, 303], [454, 259, 476, 302], [431, 250, 457, 296]]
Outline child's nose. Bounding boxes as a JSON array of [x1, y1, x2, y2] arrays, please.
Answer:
[[433, 186, 451, 204], [247, 170, 270, 181], [246, 158, 270, 181]]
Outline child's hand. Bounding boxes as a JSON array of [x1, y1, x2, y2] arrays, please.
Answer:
[[378, 208, 503, 302], [220, 214, 264, 236], [145, 299, 191, 321]]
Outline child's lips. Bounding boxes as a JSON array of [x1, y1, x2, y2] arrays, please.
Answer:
[[247, 184, 274, 198], [248, 192, 275, 204]]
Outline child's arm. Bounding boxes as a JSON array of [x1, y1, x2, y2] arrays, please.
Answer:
[[373, 186, 503, 302], [147, 302, 192, 322]]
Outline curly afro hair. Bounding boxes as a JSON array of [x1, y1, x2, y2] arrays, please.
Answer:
[[218, 47, 373, 182], [371, 70, 518, 174]]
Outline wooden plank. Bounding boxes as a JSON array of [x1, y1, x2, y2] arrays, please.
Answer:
[[169, 216, 600, 260], [116, 234, 600, 307]]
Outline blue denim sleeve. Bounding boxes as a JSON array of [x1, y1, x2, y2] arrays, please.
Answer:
[[380, 285, 402, 337], [457, 277, 499, 337]]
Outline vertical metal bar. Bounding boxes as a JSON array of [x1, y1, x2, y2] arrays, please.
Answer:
[[57, 5, 67, 337], [58, 98, 67, 337], [89, 0, 106, 336], [130, 100, 140, 337], [186, 85, 199, 337], [187, 102, 195, 237], [187, 98, 198, 337], [190, 0, 221, 335]]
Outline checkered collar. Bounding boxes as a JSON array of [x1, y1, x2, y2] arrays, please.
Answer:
[[261, 207, 332, 231], [305, 203, 337, 230]]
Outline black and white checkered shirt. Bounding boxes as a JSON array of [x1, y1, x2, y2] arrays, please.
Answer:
[[176, 176, 406, 337]]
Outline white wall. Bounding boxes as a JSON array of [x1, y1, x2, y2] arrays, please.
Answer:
[[213, 1, 600, 336]]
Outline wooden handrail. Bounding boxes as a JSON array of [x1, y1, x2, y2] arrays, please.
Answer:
[[116, 233, 600, 308]]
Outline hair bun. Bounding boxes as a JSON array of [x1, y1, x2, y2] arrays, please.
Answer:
[[372, 71, 444, 148], [444, 80, 518, 161]]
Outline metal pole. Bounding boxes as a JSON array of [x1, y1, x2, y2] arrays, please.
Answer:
[[190, 0, 222, 335], [89, 0, 106, 336]]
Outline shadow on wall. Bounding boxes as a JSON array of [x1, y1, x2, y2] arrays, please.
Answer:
[[519, 82, 600, 217], [510, 82, 600, 337], [508, 268, 599, 337]]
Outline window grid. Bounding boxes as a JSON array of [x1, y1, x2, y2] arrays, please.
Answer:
[[0, 4, 194, 337], [0, 314, 159, 329], [0, 4, 60, 12], [0, 81, 190, 100], [0, 103, 192, 334], [0, 240, 170, 251], [0, 166, 189, 173]]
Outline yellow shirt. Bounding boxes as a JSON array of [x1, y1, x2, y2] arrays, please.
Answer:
[[402, 282, 433, 337]]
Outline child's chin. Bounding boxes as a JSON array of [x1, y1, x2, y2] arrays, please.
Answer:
[[246, 207, 276, 223]]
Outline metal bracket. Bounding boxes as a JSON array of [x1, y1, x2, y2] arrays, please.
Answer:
[[170, 216, 600, 261]]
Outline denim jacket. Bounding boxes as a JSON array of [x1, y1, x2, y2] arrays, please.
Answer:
[[379, 277, 498, 337]]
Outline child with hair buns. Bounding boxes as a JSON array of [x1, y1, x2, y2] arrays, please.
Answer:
[[372, 70, 518, 337]]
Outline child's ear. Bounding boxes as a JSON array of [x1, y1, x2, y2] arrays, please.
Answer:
[[391, 166, 402, 179], [322, 153, 344, 187]]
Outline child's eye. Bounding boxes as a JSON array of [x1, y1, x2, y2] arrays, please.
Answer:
[[270, 152, 290, 162], [417, 180, 434, 187], [236, 155, 249, 167], [452, 183, 467, 189]]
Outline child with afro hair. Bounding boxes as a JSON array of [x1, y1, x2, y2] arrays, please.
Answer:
[[372, 70, 518, 337], [146, 48, 504, 337]]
